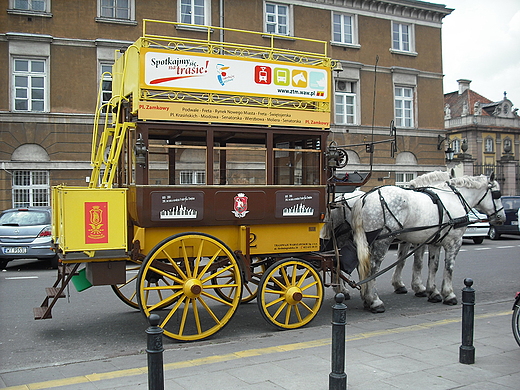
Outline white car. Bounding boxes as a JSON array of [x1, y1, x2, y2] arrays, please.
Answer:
[[463, 208, 490, 244]]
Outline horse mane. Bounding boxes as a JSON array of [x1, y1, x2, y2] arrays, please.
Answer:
[[409, 171, 451, 188], [447, 174, 490, 189]]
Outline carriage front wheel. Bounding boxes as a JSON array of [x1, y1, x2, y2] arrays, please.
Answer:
[[257, 258, 324, 330], [137, 232, 242, 341]]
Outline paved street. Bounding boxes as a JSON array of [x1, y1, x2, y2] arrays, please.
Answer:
[[1, 237, 519, 389]]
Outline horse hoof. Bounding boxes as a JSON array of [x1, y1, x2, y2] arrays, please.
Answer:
[[428, 294, 442, 303], [369, 305, 385, 313], [394, 286, 408, 294], [443, 297, 458, 306], [415, 291, 427, 298]]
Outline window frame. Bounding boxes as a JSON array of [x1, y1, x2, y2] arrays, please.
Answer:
[[12, 57, 48, 113], [8, 0, 51, 15], [264, 1, 292, 36], [179, 0, 211, 26], [96, 0, 136, 24], [484, 137, 494, 153], [395, 172, 417, 188], [394, 86, 415, 128], [12, 170, 50, 208], [334, 80, 357, 125], [99, 62, 113, 113], [391, 21, 416, 55], [331, 12, 358, 47]]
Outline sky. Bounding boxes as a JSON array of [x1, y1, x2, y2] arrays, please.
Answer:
[[441, 0, 520, 108]]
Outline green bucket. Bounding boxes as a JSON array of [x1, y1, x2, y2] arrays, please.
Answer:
[[71, 268, 92, 292]]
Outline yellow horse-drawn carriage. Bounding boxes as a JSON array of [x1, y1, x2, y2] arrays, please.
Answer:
[[35, 20, 373, 341]]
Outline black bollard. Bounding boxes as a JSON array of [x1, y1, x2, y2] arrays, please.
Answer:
[[146, 314, 164, 390], [329, 293, 347, 390], [459, 278, 475, 364]]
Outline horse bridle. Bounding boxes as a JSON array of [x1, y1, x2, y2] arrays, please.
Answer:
[[450, 180, 504, 220]]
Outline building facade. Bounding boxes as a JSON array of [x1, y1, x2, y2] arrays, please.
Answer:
[[0, 0, 453, 210], [444, 79, 520, 195]]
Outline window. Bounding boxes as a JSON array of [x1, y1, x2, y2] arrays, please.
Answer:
[[100, 63, 113, 112], [180, 0, 209, 25], [265, 2, 290, 35], [485, 137, 494, 153], [395, 172, 416, 188], [180, 171, 205, 185], [335, 81, 357, 125], [332, 13, 354, 45], [99, 0, 131, 20], [452, 138, 461, 154], [394, 86, 414, 128], [13, 58, 46, 112], [392, 22, 414, 53], [13, 0, 46, 11], [12, 170, 50, 208]]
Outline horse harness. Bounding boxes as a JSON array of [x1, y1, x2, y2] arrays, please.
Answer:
[[371, 185, 471, 245]]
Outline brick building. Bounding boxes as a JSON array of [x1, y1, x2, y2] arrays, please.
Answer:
[[0, 0, 453, 210]]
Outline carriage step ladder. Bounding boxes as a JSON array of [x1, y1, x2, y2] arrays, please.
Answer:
[[33, 263, 80, 320]]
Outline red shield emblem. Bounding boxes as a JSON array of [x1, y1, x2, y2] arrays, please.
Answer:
[[232, 193, 249, 218]]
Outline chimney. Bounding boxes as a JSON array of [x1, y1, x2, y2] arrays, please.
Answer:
[[457, 79, 471, 94]]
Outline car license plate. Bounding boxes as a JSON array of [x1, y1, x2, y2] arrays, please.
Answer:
[[3, 247, 27, 254], [512, 221, 518, 225]]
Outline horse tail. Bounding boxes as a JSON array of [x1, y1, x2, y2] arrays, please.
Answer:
[[351, 199, 370, 285]]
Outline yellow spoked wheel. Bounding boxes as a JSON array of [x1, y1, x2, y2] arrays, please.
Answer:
[[257, 258, 324, 330], [111, 259, 142, 309], [137, 232, 242, 341], [213, 257, 265, 304]]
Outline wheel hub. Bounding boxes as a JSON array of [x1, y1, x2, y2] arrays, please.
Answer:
[[285, 286, 303, 305], [183, 278, 203, 299]]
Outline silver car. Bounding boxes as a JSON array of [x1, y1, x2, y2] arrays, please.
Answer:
[[0, 207, 58, 269], [463, 208, 490, 244]]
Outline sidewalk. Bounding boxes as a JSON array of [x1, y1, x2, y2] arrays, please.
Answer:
[[1, 300, 518, 389]]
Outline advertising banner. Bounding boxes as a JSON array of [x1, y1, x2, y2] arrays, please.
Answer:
[[138, 101, 331, 128], [141, 48, 330, 102]]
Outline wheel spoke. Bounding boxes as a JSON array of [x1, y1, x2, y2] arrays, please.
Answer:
[[180, 240, 192, 278], [162, 250, 188, 280], [161, 295, 186, 326], [291, 264, 297, 285], [273, 301, 288, 320], [200, 262, 233, 283], [284, 304, 292, 325], [265, 296, 285, 308], [197, 295, 221, 324], [147, 263, 184, 284], [200, 290, 235, 307], [191, 298, 202, 335], [296, 269, 310, 287]]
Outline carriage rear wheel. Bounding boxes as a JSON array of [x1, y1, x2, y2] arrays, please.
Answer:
[[257, 258, 324, 330], [137, 232, 242, 341], [111, 259, 142, 309], [212, 257, 265, 304]]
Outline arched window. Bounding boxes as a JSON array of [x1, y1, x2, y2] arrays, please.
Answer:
[[11, 144, 50, 207]]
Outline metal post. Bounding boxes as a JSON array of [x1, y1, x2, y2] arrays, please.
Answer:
[[329, 293, 347, 390], [146, 314, 164, 390], [459, 278, 475, 364]]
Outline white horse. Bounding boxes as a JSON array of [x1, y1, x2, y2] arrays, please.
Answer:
[[351, 174, 505, 313], [391, 171, 453, 298]]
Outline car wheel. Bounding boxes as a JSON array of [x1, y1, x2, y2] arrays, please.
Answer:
[[0, 260, 9, 270], [472, 237, 484, 244], [488, 226, 501, 240]]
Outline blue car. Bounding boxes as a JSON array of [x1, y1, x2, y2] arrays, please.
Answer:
[[488, 196, 520, 240], [0, 207, 58, 269]]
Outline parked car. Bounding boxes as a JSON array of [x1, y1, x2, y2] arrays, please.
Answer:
[[0, 207, 58, 269], [463, 208, 490, 244], [488, 196, 520, 240]]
